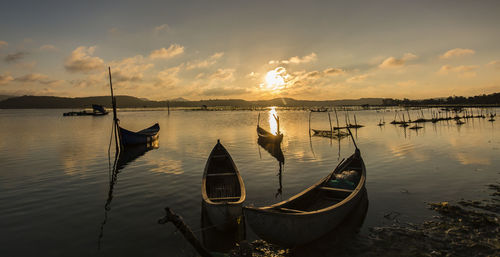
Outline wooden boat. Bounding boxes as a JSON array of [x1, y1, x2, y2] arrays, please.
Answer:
[[118, 123, 160, 147], [311, 129, 348, 139], [107, 67, 160, 148], [257, 125, 283, 143], [244, 146, 366, 247], [202, 140, 246, 230]]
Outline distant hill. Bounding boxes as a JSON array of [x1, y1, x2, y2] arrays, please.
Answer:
[[0, 95, 14, 102], [0, 95, 384, 109]]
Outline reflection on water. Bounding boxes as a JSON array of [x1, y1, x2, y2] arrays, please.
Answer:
[[0, 108, 498, 256], [292, 189, 369, 256], [257, 137, 285, 198], [200, 203, 246, 253], [268, 107, 279, 135], [98, 141, 158, 250]]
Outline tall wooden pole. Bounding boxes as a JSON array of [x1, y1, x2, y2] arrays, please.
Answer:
[[108, 67, 120, 151]]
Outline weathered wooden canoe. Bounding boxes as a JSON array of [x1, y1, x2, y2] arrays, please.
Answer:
[[118, 123, 160, 147], [244, 148, 366, 247], [257, 125, 283, 144], [202, 140, 246, 230]]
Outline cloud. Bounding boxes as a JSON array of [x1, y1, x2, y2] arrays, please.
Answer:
[[64, 46, 104, 73], [440, 48, 475, 59], [269, 52, 317, 65], [379, 53, 417, 69], [149, 44, 184, 59], [201, 87, 248, 96], [209, 68, 235, 81], [186, 52, 224, 70], [157, 66, 181, 87], [14, 73, 63, 85], [438, 65, 478, 77], [40, 44, 56, 51], [0, 73, 14, 85], [347, 74, 369, 83], [487, 60, 500, 70], [110, 55, 154, 83], [0, 41, 7, 48], [154, 24, 170, 34], [323, 68, 345, 76], [5, 51, 26, 63], [246, 72, 260, 79]]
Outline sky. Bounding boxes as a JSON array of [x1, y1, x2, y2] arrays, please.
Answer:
[[0, 0, 500, 100]]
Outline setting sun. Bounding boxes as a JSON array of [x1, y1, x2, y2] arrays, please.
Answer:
[[264, 67, 288, 91]]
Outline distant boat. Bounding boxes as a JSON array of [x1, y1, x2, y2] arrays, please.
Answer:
[[63, 104, 108, 116], [310, 107, 328, 112], [244, 146, 366, 247], [108, 67, 159, 148], [311, 129, 349, 139], [202, 140, 246, 230]]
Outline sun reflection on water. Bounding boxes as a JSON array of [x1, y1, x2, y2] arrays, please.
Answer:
[[269, 107, 279, 135]]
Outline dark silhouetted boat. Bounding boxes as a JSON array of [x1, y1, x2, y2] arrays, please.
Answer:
[[202, 140, 245, 230], [108, 67, 160, 148], [118, 123, 160, 147], [257, 113, 283, 144], [244, 145, 366, 247]]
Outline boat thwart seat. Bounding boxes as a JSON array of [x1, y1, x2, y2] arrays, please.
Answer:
[[209, 196, 241, 201], [318, 187, 354, 193], [206, 172, 236, 177]]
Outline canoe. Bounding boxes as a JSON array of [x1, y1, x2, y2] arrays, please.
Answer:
[[244, 148, 366, 247], [118, 123, 160, 147], [257, 125, 283, 144], [202, 140, 246, 230], [311, 129, 349, 139]]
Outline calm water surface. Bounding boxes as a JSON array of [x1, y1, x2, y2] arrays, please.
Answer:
[[1, 108, 499, 256]]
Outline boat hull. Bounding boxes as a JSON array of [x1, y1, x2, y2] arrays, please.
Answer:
[[119, 123, 159, 147], [244, 149, 366, 247], [203, 201, 243, 230], [245, 186, 365, 247]]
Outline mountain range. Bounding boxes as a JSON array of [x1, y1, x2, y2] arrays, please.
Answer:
[[0, 95, 384, 109]]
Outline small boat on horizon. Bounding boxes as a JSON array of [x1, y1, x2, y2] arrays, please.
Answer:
[[63, 104, 109, 116]]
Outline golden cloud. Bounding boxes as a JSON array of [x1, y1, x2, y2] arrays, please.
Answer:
[[149, 44, 184, 59], [269, 52, 317, 65], [440, 48, 475, 59], [64, 46, 104, 73]]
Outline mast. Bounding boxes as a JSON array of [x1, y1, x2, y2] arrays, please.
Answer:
[[108, 67, 120, 151]]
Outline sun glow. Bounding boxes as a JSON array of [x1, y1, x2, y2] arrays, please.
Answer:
[[263, 67, 288, 92]]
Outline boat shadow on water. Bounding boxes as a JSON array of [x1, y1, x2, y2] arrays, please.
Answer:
[[257, 138, 285, 198], [290, 189, 369, 256], [200, 202, 246, 254], [97, 140, 159, 250]]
